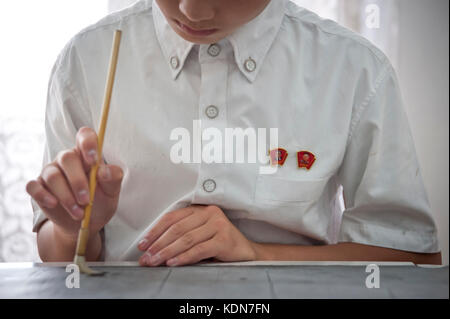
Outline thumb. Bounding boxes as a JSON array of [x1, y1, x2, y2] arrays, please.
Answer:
[[96, 164, 124, 198]]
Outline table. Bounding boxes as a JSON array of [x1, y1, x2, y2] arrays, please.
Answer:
[[0, 262, 448, 299]]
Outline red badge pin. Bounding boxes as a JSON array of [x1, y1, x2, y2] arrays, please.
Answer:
[[269, 148, 288, 166], [297, 151, 316, 170]]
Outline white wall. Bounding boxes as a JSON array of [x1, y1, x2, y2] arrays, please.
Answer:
[[397, 0, 449, 264]]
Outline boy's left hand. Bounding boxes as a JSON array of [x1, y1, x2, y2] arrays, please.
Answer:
[[137, 205, 258, 267]]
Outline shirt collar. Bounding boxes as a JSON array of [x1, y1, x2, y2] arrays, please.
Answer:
[[228, 0, 288, 82], [153, 0, 287, 82], [153, 0, 195, 80]]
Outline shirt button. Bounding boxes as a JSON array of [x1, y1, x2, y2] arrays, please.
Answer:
[[203, 179, 217, 193], [170, 56, 180, 69], [207, 44, 221, 57], [205, 105, 219, 119], [244, 57, 257, 72]]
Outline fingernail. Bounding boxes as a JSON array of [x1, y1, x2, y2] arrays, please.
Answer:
[[88, 149, 98, 164], [78, 190, 89, 204], [144, 251, 153, 264], [71, 205, 84, 219], [138, 239, 148, 250], [100, 165, 111, 181], [149, 253, 160, 265], [167, 258, 178, 267]]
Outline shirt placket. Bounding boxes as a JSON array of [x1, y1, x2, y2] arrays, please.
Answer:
[[191, 40, 230, 206]]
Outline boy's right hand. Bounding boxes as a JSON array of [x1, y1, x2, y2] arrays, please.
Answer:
[[26, 127, 124, 238]]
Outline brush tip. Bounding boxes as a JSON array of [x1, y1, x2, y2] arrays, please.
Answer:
[[74, 255, 105, 276]]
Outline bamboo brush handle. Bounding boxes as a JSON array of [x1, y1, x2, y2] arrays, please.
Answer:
[[75, 30, 122, 257]]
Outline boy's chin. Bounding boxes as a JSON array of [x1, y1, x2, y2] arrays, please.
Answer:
[[185, 37, 224, 45], [172, 28, 228, 45]]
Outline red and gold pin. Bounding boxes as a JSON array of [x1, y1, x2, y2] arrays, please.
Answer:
[[297, 151, 316, 170], [269, 148, 288, 166]]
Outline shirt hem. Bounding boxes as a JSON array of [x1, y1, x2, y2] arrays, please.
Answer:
[[338, 217, 440, 254]]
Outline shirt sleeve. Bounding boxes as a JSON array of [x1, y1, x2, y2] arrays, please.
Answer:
[[337, 62, 439, 253], [32, 39, 93, 232]]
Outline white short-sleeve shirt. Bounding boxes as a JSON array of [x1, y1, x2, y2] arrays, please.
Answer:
[[32, 0, 439, 261]]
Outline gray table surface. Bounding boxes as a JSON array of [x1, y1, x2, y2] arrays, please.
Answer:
[[0, 262, 448, 299]]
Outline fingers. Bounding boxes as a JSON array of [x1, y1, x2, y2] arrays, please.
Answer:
[[56, 149, 90, 206], [76, 126, 99, 168], [137, 205, 257, 267], [167, 239, 216, 267], [39, 164, 85, 220], [26, 180, 58, 209], [26, 126, 124, 236], [139, 223, 216, 267], [96, 164, 124, 198], [138, 207, 198, 250], [140, 211, 210, 254]]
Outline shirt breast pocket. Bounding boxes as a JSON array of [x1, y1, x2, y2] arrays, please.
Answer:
[[253, 175, 329, 207]]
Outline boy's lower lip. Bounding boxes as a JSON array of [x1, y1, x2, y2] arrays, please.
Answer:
[[174, 20, 218, 37]]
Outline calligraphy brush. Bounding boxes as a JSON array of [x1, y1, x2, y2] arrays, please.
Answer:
[[74, 29, 122, 276]]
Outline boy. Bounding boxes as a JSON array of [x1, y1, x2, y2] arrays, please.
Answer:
[[26, 0, 441, 266]]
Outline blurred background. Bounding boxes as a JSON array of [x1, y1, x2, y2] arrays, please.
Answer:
[[0, 0, 448, 264]]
